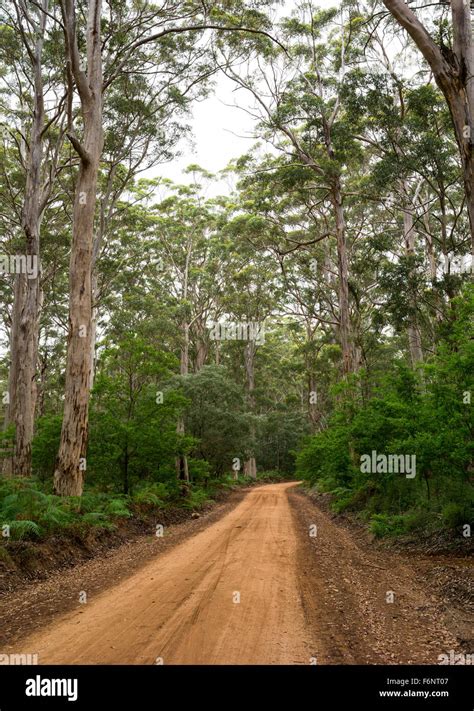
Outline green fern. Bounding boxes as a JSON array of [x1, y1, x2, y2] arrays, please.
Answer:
[[133, 490, 164, 507], [181, 489, 212, 510], [5, 520, 41, 540], [105, 498, 132, 518], [39, 501, 72, 529], [80, 512, 115, 529], [1, 489, 48, 520]]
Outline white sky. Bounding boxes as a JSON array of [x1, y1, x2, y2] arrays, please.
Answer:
[[159, 76, 257, 186]]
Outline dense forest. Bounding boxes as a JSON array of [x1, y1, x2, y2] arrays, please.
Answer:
[[0, 0, 472, 544]]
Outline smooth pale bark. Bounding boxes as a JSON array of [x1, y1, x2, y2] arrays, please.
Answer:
[[176, 244, 191, 482], [304, 322, 320, 432], [418, 192, 446, 332], [3, 1, 47, 477], [308, 372, 320, 432], [383, 0, 474, 254], [421, 210, 437, 283], [401, 191, 424, 365], [89, 200, 104, 392], [243, 339, 257, 479], [331, 178, 354, 375], [193, 319, 208, 372], [54, 0, 104, 496], [176, 322, 189, 482]]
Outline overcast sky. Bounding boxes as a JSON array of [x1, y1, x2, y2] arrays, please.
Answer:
[[158, 75, 257, 186]]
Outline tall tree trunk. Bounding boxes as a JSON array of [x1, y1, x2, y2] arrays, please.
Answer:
[[193, 318, 208, 372], [308, 371, 320, 432], [3, 1, 47, 477], [243, 339, 257, 479], [176, 322, 189, 482], [402, 199, 424, 365], [89, 164, 116, 390], [175, 239, 193, 483], [8, 273, 41, 477], [451, 0, 474, 250], [332, 178, 354, 375], [305, 323, 320, 432], [421, 212, 437, 283], [89, 269, 99, 391], [194, 341, 208, 371], [401, 182, 424, 366], [54, 0, 104, 496]]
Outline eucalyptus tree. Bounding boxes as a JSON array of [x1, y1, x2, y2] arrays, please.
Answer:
[[251, 323, 310, 467], [382, 0, 474, 253], [344, 29, 468, 364], [89, 39, 218, 388], [218, 2, 366, 374], [150, 176, 227, 480], [0, 0, 67, 476], [54, 0, 281, 495], [220, 204, 281, 477], [229, 151, 343, 427]]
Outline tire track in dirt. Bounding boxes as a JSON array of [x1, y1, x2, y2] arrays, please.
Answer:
[[289, 489, 464, 664], [5, 483, 467, 665], [6, 483, 314, 664]]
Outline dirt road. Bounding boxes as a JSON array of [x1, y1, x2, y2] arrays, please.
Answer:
[[4, 482, 470, 665], [11, 483, 313, 664]]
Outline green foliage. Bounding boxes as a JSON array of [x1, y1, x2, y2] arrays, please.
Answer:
[[441, 503, 471, 529], [79, 512, 114, 529], [1, 0, 472, 552], [296, 287, 474, 535], [4, 520, 42, 540], [180, 365, 250, 475], [0, 479, 129, 538], [104, 498, 132, 518], [32, 416, 62, 482], [132, 482, 171, 507], [180, 488, 213, 510], [369, 514, 408, 538], [87, 334, 183, 494]]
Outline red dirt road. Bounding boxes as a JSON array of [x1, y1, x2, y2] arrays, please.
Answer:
[[4, 482, 470, 665], [10, 483, 313, 664]]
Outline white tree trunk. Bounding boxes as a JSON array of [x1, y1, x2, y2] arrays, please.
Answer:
[[401, 184, 423, 366], [332, 178, 354, 375], [54, 0, 104, 496], [243, 339, 257, 479], [3, 1, 48, 477]]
